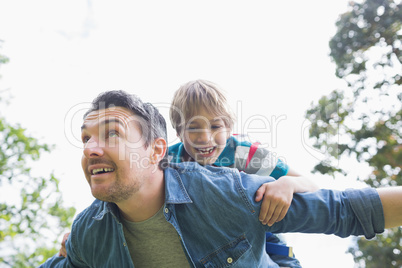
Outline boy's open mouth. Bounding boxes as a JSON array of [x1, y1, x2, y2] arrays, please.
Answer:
[[196, 147, 216, 156]]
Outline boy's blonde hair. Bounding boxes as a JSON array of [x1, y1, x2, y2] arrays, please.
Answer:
[[170, 79, 236, 135]]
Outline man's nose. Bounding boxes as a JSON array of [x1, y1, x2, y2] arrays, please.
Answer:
[[83, 138, 104, 158]]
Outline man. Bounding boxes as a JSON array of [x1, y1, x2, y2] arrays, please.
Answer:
[[42, 90, 402, 267]]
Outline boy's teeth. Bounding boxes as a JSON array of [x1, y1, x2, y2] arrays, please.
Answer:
[[198, 148, 214, 155], [92, 168, 114, 175]]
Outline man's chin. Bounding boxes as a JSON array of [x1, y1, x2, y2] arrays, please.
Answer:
[[90, 186, 112, 201]]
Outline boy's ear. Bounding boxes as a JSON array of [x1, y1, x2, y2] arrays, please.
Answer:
[[150, 138, 167, 164]]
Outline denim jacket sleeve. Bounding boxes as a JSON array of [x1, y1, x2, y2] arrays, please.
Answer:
[[39, 200, 133, 267], [39, 215, 93, 268], [39, 254, 70, 268], [256, 183, 384, 239], [39, 238, 87, 268]]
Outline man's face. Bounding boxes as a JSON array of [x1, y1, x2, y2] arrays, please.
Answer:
[[80, 107, 153, 203], [180, 107, 230, 165]]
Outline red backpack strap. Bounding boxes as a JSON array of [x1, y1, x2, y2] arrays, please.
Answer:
[[245, 142, 260, 169]]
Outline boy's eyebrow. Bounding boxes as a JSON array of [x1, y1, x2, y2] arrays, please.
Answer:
[[187, 118, 223, 124], [81, 119, 124, 131]]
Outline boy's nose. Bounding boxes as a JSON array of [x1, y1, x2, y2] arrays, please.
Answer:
[[196, 130, 212, 143]]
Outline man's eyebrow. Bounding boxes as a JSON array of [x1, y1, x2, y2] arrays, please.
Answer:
[[81, 119, 125, 131]]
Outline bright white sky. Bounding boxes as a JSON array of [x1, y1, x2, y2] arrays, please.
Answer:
[[0, 0, 373, 267]]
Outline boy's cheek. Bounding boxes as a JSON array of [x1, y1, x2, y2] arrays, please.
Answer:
[[226, 130, 231, 140]]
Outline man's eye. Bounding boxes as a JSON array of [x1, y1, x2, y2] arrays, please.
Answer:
[[212, 125, 223, 129], [82, 136, 90, 143]]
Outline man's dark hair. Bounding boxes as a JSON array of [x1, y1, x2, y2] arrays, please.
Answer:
[[84, 90, 168, 169]]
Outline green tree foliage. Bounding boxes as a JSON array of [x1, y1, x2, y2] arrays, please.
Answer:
[[0, 47, 76, 267], [304, 0, 401, 266]]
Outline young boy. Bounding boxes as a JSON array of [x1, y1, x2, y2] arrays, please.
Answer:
[[168, 79, 319, 267]]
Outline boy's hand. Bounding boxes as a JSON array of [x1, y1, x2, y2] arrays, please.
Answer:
[[255, 179, 294, 226], [58, 232, 70, 258]]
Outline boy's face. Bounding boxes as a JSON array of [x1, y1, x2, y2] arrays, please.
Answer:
[[180, 107, 230, 165]]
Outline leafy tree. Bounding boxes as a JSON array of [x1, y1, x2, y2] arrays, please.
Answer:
[[0, 45, 76, 267], [304, 0, 401, 266]]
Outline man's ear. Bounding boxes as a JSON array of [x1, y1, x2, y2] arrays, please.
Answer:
[[151, 138, 167, 164]]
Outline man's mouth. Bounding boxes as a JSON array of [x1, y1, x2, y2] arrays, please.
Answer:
[[91, 168, 115, 175]]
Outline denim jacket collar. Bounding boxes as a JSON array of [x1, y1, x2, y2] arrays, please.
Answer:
[[92, 201, 122, 222], [164, 164, 193, 204]]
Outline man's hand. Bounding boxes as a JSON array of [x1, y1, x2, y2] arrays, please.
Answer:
[[255, 179, 294, 226], [58, 232, 70, 258]]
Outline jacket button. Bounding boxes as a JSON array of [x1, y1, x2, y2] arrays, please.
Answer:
[[164, 208, 169, 214], [227, 257, 233, 264]]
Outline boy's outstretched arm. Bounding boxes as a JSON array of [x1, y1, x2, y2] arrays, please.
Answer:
[[285, 168, 320, 192], [256, 168, 319, 226], [377, 186, 402, 228]]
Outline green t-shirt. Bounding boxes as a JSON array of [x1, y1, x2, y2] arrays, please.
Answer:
[[122, 206, 189, 267]]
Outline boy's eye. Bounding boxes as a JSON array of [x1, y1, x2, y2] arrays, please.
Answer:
[[212, 125, 223, 129], [186, 125, 199, 130], [107, 130, 119, 138]]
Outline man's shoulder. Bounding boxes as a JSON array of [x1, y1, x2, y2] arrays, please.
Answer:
[[168, 162, 237, 176], [166, 162, 273, 189], [166, 163, 240, 192]]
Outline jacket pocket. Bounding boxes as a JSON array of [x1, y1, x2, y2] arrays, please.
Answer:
[[200, 234, 253, 268]]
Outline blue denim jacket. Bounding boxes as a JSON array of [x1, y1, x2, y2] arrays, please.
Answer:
[[41, 162, 384, 267]]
